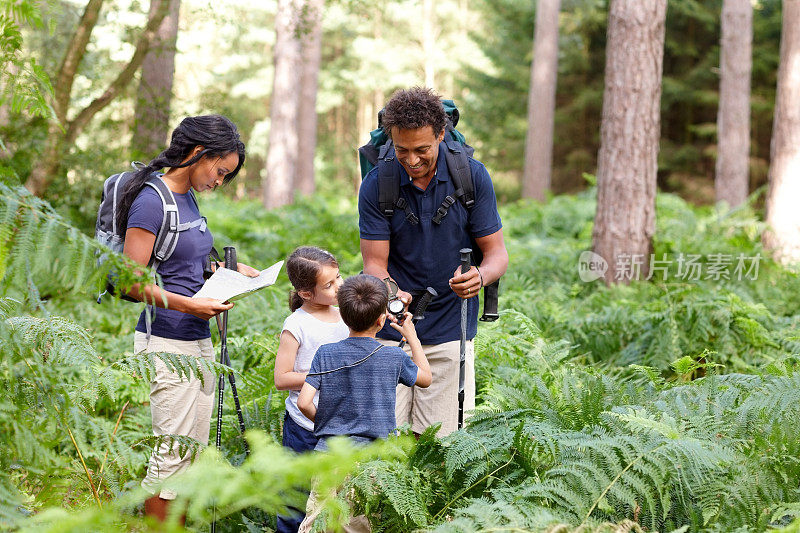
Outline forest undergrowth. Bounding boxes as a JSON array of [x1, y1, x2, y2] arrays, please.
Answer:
[[2, 183, 800, 532]]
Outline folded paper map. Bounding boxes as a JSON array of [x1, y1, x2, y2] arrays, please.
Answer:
[[193, 261, 283, 302]]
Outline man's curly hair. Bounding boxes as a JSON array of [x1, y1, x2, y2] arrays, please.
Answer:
[[381, 87, 447, 137]]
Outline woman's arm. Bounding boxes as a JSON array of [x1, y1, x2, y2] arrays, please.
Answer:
[[274, 330, 310, 390], [122, 227, 233, 320]]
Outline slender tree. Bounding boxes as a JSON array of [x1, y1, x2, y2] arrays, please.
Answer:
[[764, 0, 800, 264], [522, 0, 561, 201], [592, 0, 667, 284], [132, 0, 181, 159], [715, 0, 752, 208], [295, 0, 323, 197], [423, 0, 435, 88], [24, 0, 171, 196], [264, 0, 302, 208]]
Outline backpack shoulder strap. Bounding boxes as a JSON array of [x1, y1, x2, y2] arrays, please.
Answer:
[[376, 147, 419, 226], [143, 174, 180, 264], [432, 138, 475, 225], [377, 143, 399, 218], [443, 136, 475, 210]]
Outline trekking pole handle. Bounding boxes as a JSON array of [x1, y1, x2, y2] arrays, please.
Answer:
[[412, 287, 438, 322], [224, 246, 237, 270], [399, 287, 438, 349], [460, 248, 472, 275]]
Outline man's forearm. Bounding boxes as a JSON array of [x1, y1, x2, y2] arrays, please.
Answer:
[[478, 251, 508, 287]]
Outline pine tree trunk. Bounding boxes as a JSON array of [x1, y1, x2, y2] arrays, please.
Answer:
[[295, 0, 322, 198], [592, 0, 667, 285], [715, 0, 752, 208], [263, 0, 302, 209], [423, 0, 435, 88], [522, 0, 561, 201], [132, 0, 181, 159], [764, 0, 800, 264], [25, 0, 170, 196]]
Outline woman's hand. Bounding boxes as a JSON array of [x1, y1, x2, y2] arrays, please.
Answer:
[[186, 297, 234, 320], [237, 262, 260, 277], [215, 261, 260, 277]]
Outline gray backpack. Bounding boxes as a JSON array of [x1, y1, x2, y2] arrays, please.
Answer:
[[95, 164, 206, 303]]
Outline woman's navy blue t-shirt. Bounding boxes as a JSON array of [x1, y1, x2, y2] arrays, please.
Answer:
[[127, 184, 213, 340]]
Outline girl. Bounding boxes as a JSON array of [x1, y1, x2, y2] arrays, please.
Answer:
[[274, 246, 348, 532], [119, 115, 257, 522]]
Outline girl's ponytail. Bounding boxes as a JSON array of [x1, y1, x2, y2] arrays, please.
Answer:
[[289, 290, 305, 312]]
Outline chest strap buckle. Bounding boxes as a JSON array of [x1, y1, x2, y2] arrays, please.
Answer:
[[432, 195, 456, 225], [395, 197, 419, 225]]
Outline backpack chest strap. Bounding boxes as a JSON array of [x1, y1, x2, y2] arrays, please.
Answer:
[[177, 217, 207, 233]]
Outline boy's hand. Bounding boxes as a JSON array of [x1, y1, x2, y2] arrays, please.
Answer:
[[389, 312, 418, 342]]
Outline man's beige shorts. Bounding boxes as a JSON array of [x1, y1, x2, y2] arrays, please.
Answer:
[[381, 339, 475, 437], [134, 332, 215, 500]]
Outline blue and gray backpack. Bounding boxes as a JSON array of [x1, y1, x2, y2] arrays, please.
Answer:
[[94, 163, 212, 303]]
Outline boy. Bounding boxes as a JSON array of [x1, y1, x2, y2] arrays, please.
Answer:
[[297, 273, 432, 448]]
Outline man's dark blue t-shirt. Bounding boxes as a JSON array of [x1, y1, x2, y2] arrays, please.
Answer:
[[127, 183, 213, 340], [305, 337, 418, 440], [358, 145, 502, 344]]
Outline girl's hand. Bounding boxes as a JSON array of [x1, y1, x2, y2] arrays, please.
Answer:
[[188, 297, 234, 320]]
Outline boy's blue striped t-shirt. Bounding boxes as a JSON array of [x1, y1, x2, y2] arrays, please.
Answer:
[[305, 337, 418, 440]]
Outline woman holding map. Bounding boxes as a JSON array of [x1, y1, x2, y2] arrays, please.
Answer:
[[116, 115, 257, 523]]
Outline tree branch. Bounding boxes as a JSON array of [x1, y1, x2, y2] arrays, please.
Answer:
[[64, 0, 171, 146], [54, 0, 105, 122]]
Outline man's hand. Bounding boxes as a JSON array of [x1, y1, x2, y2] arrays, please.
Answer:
[[449, 265, 481, 299]]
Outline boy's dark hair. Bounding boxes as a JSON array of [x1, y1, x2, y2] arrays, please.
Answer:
[[337, 274, 389, 332], [381, 87, 447, 138], [286, 246, 338, 311]]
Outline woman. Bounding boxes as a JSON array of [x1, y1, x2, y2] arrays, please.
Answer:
[[118, 115, 256, 522]]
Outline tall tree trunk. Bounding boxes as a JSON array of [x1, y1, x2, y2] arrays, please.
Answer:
[[764, 0, 800, 264], [263, 0, 302, 208], [423, 0, 435, 88], [132, 0, 181, 159], [295, 0, 322, 198], [592, 0, 667, 285], [25, 0, 170, 196], [715, 0, 752, 208], [522, 0, 561, 201]]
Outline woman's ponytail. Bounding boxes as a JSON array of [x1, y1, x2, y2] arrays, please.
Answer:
[[114, 115, 245, 237]]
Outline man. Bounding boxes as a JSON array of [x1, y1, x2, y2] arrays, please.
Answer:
[[358, 87, 508, 437]]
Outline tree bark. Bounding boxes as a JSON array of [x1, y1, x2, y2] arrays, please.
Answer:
[[423, 0, 435, 88], [522, 0, 561, 201], [592, 0, 667, 285], [715, 0, 752, 208], [25, 0, 171, 196], [764, 0, 800, 264], [263, 0, 302, 209], [132, 0, 181, 159], [295, 0, 323, 198]]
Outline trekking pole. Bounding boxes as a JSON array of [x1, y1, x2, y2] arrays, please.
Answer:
[[458, 248, 471, 430], [398, 287, 437, 349], [215, 246, 250, 455]]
